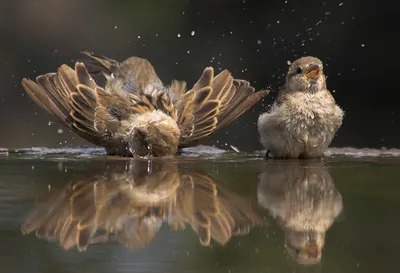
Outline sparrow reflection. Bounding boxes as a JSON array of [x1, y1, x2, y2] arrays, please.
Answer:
[[21, 160, 261, 251], [257, 160, 343, 265]]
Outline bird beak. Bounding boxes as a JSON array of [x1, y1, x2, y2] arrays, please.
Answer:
[[135, 127, 149, 138], [303, 242, 320, 258], [305, 64, 321, 79]]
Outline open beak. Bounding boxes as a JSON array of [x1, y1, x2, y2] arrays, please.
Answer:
[[305, 64, 321, 79], [303, 242, 320, 259]]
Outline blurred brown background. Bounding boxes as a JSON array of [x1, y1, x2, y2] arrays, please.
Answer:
[[0, 0, 397, 152]]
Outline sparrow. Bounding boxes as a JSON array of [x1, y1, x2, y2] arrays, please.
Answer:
[[257, 160, 343, 265], [21, 160, 262, 251], [21, 51, 269, 157], [257, 56, 344, 159]]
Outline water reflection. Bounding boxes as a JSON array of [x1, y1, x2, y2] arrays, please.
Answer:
[[21, 160, 262, 252], [257, 160, 343, 265]]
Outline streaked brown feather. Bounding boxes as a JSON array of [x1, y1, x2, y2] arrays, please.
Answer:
[[22, 78, 68, 125], [216, 85, 270, 130], [76, 84, 97, 109], [22, 64, 109, 146], [192, 67, 214, 91], [94, 87, 131, 135], [58, 64, 79, 94], [176, 67, 269, 147]]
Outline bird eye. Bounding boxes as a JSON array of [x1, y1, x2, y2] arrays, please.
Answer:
[[296, 67, 302, 74]]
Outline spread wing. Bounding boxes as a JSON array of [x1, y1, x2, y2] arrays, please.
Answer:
[[21, 62, 176, 153], [175, 67, 269, 147]]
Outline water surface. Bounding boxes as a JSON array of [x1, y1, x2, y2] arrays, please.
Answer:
[[1, 148, 399, 273]]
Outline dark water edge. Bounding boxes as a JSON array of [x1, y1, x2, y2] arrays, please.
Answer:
[[0, 147, 400, 273]]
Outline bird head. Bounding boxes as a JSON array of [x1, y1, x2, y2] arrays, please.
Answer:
[[129, 116, 181, 157], [285, 56, 326, 93], [284, 230, 325, 265]]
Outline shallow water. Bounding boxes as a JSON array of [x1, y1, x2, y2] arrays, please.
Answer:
[[1, 148, 400, 273]]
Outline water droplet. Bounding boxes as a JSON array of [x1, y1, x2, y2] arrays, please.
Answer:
[[137, 35, 141, 39], [361, 44, 365, 47], [48, 121, 52, 126], [287, 60, 291, 65], [177, 33, 181, 38], [128, 144, 135, 156], [191, 30, 195, 36], [57, 128, 63, 134], [339, 2, 343, 6], [187, 50, 191, 54], [277, 20, 280, 24], [257, 40, 262, 44], [114, 25, 118, 29]]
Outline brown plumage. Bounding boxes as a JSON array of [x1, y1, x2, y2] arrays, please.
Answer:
[[21, 161, 180, 251], [257, 56, 343, 159], [21, 51, 269, 157], [257, 160, 343, 265], [21, 160, 262, 251], [168, 169, 262, 246]]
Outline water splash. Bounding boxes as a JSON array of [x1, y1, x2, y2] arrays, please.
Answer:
[[1, 146, 400, 160], [147, 143, 153, 157], [147, 159, 152, 174]]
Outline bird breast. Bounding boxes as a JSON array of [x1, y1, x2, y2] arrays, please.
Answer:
[[276, 91, 343, 146]]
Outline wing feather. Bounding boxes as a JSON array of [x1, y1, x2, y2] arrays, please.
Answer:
[[22, 61, 177, 155], [176, 67, 269, 147]]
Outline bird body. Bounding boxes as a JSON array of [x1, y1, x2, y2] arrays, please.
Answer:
[[21, 161, 262, 251], [22, 52, 269, 157], [257, 56, 343, 158], [257, 161, 343, 265]]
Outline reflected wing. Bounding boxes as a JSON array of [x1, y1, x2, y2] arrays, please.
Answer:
[[21, 161, 181, 251], [21, 180, 99, 252], [168, 170, 262, 246]]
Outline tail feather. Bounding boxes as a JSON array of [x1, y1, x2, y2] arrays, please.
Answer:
[[80, 51, 119, 76]]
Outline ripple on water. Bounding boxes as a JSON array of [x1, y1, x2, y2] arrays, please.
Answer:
[[0, 146, 400, 160]]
